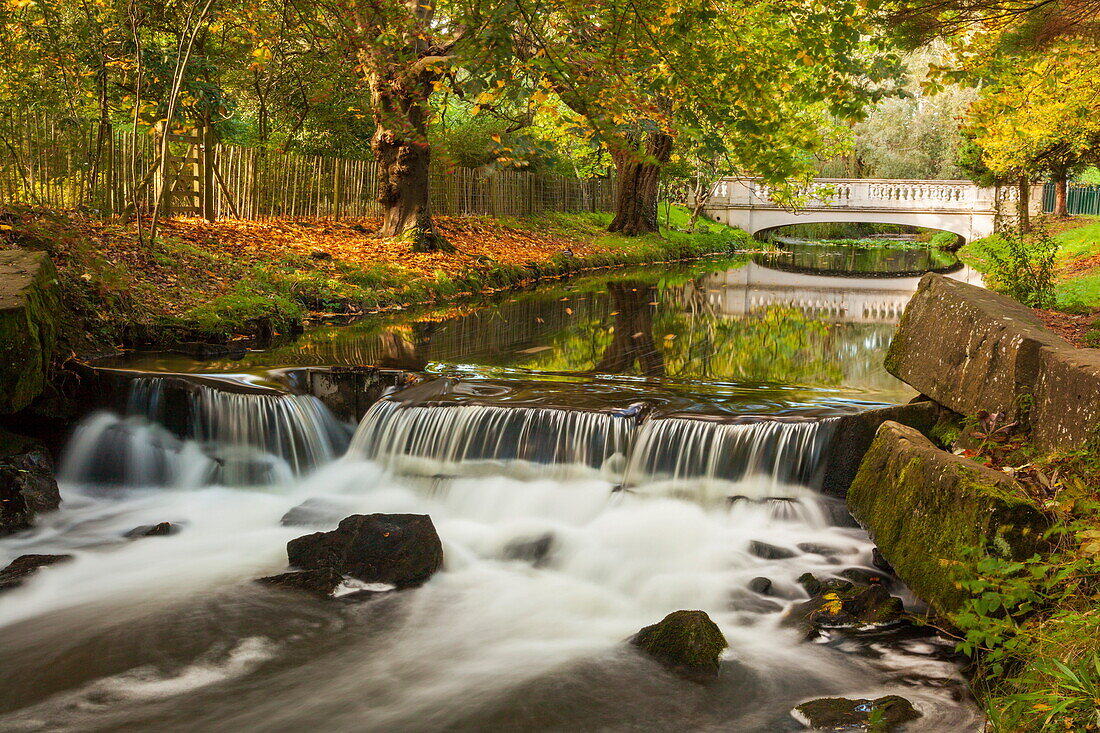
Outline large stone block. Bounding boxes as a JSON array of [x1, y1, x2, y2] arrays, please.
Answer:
[[820, 401, 957, 497], [0, 250, 60, 414], [847, 421, 1047, 615], [885, 274, 1068, 421], [1033, 346, 1100, 452]]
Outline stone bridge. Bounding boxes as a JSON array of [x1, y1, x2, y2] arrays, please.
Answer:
[[703, 178, 1043, 242]]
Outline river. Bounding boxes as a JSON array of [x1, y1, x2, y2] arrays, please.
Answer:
[[0, 243, 984, 731]]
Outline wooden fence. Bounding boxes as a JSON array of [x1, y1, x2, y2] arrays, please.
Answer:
[[0, 114, 614, 220]]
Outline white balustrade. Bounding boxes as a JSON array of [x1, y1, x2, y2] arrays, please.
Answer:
[[708, 178, 1008, 213]]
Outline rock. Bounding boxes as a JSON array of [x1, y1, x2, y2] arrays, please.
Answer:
[[785, 574, 904, 633], [502, 533, 555, 566], [0, 249, 60, 414], [1, 430, 60, 535], [629, 610, 728, 682], [280, 498, 353, 528], [287, 513, 443, 589], [1032, 346, 1100, 451], [257, 568, 344, 597], [0, 553, 72, 591], [748, 540, 796, 560], [838, 567, 890, 588], [124, 522, 179, 538], [884, 273, 1069, 422], [748, 576, 773, 595], [848, 421, 1049, 615], [797, 543, 845, 557], [820, 401, 955, 497], [794, 695, 921, 731], [872, 548, 894, 575]]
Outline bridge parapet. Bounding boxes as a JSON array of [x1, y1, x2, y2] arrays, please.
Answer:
[[704, 177, 1042, 242]]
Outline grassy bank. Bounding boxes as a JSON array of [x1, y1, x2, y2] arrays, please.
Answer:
[[960, 217, 1100, 344], [0, 204, 754, 357], [942, 424, 1100, 732]]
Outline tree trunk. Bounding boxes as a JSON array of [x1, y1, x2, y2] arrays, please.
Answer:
[[1017, 176, 1031, 234], [608, 131, 673, 236], [365, 60, 451, 253], [595, 281, 664, 377], [1054, 174, 1069, 218]]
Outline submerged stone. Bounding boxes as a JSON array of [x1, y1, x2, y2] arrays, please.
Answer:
[[0, 553, 72, 591], [748, 540, 796, 560], [257, 568, 344, 597], [287, 513, 443, 589], [748, 576, 773, 595], [502, 533, 555, 566], [629, 609, 728, 682], [124, 522, 179, 538], [794, 694, 921, 731]]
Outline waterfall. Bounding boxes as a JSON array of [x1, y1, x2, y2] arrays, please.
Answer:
[[348, 394, 838, 498], [60, 378, 349, 488], [347, 400, 638, 481], [621, 416, 837, 500]]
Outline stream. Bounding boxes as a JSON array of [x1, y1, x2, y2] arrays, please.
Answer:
[[0, 244, 985, 731]]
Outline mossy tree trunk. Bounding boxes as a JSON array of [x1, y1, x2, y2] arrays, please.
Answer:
[[1017, 175, 1031, 234], [608, 130, 673, 236]]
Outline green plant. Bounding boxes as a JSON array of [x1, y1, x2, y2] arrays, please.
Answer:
[[980, 225, 1059, 308]]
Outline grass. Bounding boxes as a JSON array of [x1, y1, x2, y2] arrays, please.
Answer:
[[941, 425, 1100, 732], [0, 203, 753, 355]]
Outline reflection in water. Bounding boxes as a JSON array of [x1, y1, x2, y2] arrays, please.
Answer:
[[97, 246, 982, 412], [756, 241, 959, 276]]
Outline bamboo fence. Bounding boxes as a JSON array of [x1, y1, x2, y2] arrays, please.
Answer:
[[0, 114, 614, 220]]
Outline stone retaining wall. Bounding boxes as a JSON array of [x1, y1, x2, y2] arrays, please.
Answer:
[[0, 250, 59, 414]]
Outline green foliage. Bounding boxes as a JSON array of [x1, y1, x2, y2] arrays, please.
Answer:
[[969, 227, 1058, 308]]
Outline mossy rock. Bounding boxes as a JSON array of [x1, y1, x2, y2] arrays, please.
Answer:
[[794, 695, 921, 731], [847, 421, 1049, 615], [0, 250, 60, 414], [629, 609, 728, 682], [784, 573, 904, 635]]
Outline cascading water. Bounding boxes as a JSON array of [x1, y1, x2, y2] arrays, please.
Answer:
[[60, 377, 349, 488], [348, 399, 638, 481], [622, 416, 838, 500], [0, 254, 983, 731]]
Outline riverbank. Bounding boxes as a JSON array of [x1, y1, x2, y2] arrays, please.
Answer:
[[960, 216, 1100, 345], [0, 205, 752, 358]]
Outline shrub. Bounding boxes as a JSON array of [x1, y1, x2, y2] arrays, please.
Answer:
[[978, 226, 1058, 308]]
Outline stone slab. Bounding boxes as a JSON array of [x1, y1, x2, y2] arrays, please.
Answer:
[[885, 273, 1069, 422], [0, 250, 59, 414], [1033, 346, 1100, 452], [847, 421, 1047, 615], [820, 401, 956, 498]]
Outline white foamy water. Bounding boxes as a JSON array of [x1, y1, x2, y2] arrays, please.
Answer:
[[0, 379, 980, 731]]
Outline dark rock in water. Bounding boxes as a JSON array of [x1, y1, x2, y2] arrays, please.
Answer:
[[0, 434, 61, 535], [630, 609, 728, 682], [748, 576, 773, 595], [797, 542, 845, 557], [748, 540, 796, 560], [729, 590, 783, 614], [280, 498, 353, 528], [0, 553, 72, 591], [257, 568, 344, 597], [125, 522, 179, 538], [872, 547, 895, 575], [287, 513, 443, 589], [794, 694, 921, 731], [839, 567, 889, 587], [786, 573, 904, 633], [502, 533, 555, 566]]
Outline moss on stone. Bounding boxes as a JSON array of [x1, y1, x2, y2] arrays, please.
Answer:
[[630, 609, 728, 681], [847, 421, 1048, 615], [0, 250, 60, 414]]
